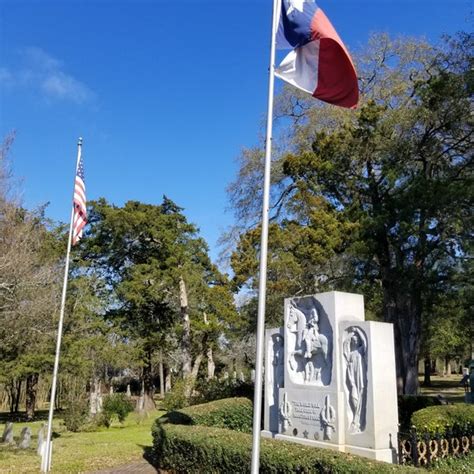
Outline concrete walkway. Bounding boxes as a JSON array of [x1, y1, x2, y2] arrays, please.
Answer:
[[90, 459, 157, 473]]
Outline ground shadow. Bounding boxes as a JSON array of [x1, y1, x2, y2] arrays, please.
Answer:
[[138, 444, 157, 470]]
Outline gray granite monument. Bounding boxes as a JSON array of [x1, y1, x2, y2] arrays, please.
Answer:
[[18, 427, 32, 449], [262, 291, 398, 463], [1, 422, 14, 444]]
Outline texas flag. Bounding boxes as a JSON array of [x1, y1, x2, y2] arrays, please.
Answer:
[[275, 0, 359, 109]]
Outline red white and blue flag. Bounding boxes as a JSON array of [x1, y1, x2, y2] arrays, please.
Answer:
[[72, 152, 87, 245], [275, 0, 358, 108]]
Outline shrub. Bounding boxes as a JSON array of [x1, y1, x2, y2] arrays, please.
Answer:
[[62, 398, 89, 432], [101, 393, 134, 427], [160, 397, 253, 433], [410, 404, 474, 435], [192, 378, 254, 404], [162, 379, 191, 411], [151, 423, 414, 473], [397, 395, 442, 431]]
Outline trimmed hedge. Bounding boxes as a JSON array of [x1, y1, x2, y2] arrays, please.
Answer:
[[152, 422, 415, 473], [410, 404, 474, 435], [159, 397, 253, 433], [398, 395, 442, 431]]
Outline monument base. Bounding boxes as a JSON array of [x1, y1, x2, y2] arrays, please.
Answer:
[[345, 444, 398, 464], [273, 433, 344, 453], [261, 430, 276, 439], [262, 432, 398, 464]]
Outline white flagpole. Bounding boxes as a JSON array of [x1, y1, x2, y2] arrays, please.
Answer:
[[250, 0, 280, 472], [42, 137, 83, 472]]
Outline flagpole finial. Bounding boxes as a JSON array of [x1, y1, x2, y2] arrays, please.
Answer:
[[78, 137, 83, 146]]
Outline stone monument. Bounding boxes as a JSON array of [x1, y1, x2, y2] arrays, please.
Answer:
[[18, 427, 32, 449], [1, 422, 14, 444], [262, 291, 398, 463], [37, 423, 46, 456]]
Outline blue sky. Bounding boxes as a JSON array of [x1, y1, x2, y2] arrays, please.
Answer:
[[0, 0, 471, 263]]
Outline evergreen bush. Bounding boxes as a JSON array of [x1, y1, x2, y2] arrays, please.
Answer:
[[410, 404, 474, 435], [192, 378, 254, 404], [160, 397, 253, 433], [397, 395, 442, 430], [101, 393, 134, 427], [62, 398, 89, 432], [151, 423, 415, 473], [162, 379, 191, 411]]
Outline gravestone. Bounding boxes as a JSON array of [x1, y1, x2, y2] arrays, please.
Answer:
[[90, 379, 103, 415], [239, 371, 245, 382], [263, 291, 398, 463], [18, 427, 32, 449], [37, 423, 46, 456], [126, 384, 132, 398], [1, 422, 14, 444]]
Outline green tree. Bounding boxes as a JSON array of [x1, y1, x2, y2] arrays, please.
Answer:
[[81, 196, 238, 406], [228, 33, 473, 394]]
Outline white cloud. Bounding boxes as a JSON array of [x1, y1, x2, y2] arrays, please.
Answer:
[[1, 47, 94, 104]]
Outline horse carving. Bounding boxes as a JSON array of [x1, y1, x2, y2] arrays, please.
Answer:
[[287, 304, 328, 383]]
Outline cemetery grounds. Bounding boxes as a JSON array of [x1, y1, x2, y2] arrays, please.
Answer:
[[0, 409, 163, 473], [0, 375, 470, 473]]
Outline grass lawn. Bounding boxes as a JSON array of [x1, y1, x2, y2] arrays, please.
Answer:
[[419, 374, 466, 403], [0, 409, 164, 473]]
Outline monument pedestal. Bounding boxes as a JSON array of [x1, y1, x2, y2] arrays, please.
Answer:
[[263, 291, 398, 463]]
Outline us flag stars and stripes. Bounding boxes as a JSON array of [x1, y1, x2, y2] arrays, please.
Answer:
[[72, 153, 87, 245]]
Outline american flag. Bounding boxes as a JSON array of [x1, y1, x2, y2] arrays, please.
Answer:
[[72, 152, 87, 245]]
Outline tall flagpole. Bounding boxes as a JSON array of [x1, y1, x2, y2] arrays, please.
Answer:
[[42, 138, 83, 472], [250, 0, 280, 472]]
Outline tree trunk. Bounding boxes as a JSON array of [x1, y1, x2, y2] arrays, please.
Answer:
[[142, 352, 156, 411], [184, 354, 203, 398], [423, 357, 431, 386], [13, 379, 22, 413], [179, 277, 192, 378], [159, 350, 165, 398], [165, 372, 171, 392], [25, 373, 39, 420], [382, 279, 422, 395], [445, 356, 452, 376], [207, 346, 215, 380]]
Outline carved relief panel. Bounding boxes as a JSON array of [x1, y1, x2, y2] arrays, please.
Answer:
[[285, 297, 333, 387], [342, 326, 368, 434]]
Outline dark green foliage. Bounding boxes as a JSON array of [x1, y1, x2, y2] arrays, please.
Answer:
[[410, 404, 474, 435], [160, 397, 253, 433], [101, 393, 134, 427], [427, 451, 474, 473], [62, 398, 89, 432], [192, 378, 254, 404], [398, 395, 442, 430], [151, 423, 415, 473], [162, 379, 191, 411]]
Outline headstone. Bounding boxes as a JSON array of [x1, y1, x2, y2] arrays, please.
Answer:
[[18, 427, 32, 449], [136, 382, 145, 412], [126, 384, 132, 398], [90, 379, 103, 415], [262, 291, 398, 463], [109, 386, 114, 395], [232, 371, 237, 380], [37, 423, 46, 456], [165, 373, 172, 392], [251, 369, 256, 382], [239, 371, 245, 382], [1, 422, 14, 444]]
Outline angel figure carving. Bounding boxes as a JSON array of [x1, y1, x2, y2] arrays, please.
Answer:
[[287, 304, 328, 384]]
